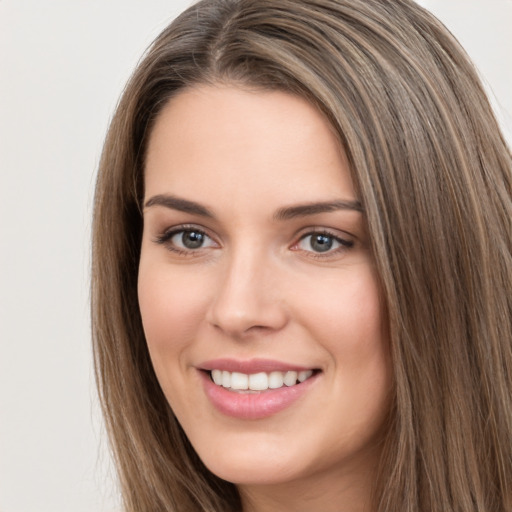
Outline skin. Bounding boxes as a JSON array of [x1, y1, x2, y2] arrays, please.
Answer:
[[138, 84, 392, 512]]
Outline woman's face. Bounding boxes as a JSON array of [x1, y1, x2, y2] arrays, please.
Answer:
[[138, 85, 392, 497]]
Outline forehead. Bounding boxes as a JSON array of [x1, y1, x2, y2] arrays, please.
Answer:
[[144, 85, 356, 207]]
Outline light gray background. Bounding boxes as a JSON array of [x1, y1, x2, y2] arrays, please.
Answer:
[[0, 1, 510, 511]]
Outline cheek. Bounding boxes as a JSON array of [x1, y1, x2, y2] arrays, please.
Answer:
[[137, 262, 208, 360], [298, 265, 385, 354], [297, 264, 392, 417]]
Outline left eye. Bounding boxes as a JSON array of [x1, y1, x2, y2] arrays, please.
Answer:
[[297, 232, 351, 253]]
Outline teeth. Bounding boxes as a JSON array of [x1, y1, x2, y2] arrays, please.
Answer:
[[298, 370, 313, 382], [249, 372, 268, 391], [210, 369, 314, 391], [268, 371, 284, 389], [212, 369, 222, 385], [231, 372, 248, 390], [222, 370, 231, 388], [283, 371, 298, 386]]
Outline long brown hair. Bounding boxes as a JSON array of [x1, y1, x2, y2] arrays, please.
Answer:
[[92, 0, 512, 510]]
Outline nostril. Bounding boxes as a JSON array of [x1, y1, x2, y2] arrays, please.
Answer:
[[206, 274, 289, 337]]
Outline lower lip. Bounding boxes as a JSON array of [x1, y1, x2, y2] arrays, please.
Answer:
[[199, 371, 319, 420]]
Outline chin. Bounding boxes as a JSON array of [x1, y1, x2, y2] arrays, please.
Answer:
[[189, 431, 305, 485], [204, 457, 301, 486]]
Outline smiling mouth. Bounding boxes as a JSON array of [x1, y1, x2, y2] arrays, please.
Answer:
[[208, 369, 320, 392]]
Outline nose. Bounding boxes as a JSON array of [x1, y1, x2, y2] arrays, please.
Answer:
[[206, 248, 289, 338]]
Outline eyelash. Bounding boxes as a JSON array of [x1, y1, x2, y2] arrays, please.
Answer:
[[153, 225, 216, 256], [153, 225, 354, 258], [293, 230, 354, 258]]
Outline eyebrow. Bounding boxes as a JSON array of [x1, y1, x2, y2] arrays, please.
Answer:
[[273, 199, 363, 221], [144, 194, 363, 220], [144, 194, 215, 218]]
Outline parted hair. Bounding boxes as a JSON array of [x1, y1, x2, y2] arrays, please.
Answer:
[[92, 0, 512, 510]]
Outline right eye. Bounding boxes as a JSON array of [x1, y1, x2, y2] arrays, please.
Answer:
[[155, 227, 217, 253], [171, 229, 213, 249]]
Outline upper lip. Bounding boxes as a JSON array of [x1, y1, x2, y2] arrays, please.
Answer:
[[198, 358, 317, 374]]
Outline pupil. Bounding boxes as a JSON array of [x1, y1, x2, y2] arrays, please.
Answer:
[[311, 234, 333, 252], [183, 231, 204, 249]]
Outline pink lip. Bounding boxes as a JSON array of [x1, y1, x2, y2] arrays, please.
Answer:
[[199, 358, 314, 373], [198, 360, 320, 420]]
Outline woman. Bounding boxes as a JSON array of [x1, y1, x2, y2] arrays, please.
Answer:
[[91, 0, 512, 510]]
